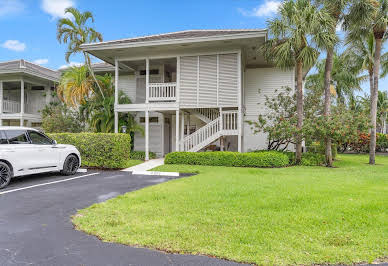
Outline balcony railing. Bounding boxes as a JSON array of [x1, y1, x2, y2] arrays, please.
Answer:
[[2, 100, 36, 114], [3, 100, 20, 113], [148, 82, 176, 102]]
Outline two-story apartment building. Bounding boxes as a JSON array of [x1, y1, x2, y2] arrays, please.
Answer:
[[0, 60, 59, 127], [81, 29, 295, 160]]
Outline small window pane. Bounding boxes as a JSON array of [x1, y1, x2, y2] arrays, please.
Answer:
[[0, 131, 8, 144], [5, 130, 29, 144], [28, 131, 52, 145]]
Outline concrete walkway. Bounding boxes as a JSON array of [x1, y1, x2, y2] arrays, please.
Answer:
[[122, 158, 179, 176]]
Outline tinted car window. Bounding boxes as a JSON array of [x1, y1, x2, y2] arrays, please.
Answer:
[[0, 131, 8, 144], [28, 131, 53, 145], [5, 130, 29, 144]]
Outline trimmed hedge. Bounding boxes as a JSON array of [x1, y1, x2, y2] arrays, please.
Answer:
[[165, 151, 289, 168], [130, 151, 157, 160], [48, 133, 131, 168]]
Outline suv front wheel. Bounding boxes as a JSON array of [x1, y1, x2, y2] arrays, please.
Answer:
[[0, 162, 12, 189], [61, 155, 79, 176]]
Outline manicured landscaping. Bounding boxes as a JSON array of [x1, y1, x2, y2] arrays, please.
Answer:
[[72, 154, 387, 265]]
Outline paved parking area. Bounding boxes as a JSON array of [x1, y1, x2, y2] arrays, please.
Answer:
[[0, 171, 244, 266]]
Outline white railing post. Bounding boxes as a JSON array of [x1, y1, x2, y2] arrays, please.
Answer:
[[177, 56, 180, 103], [0, 81, 3, 121], [219, 107, 223, 131]]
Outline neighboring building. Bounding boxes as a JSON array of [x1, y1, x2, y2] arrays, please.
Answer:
[[0, 60, 59, 127], [80, 29, 295, 159]]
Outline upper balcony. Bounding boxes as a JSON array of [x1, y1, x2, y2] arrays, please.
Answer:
[[148, 82, 176, 102], [0, 80, 49, 116]]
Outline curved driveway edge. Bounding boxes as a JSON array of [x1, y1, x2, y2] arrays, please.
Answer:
[[0, 171, 246, 266]]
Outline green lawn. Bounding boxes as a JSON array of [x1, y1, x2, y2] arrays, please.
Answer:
[[73, 154, 387, 265], [122, 159, 143, 168]]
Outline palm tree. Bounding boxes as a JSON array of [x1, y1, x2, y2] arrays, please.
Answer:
[[79, 74, 143, 134], [346, 33, 388, 99], [262, 0, 336, 163], [57, 66, 94, 106], [57, 7, 105, 99], [344, 0, 388, 164], [377, 91, 388, 133], [314, 0, 347, 166], [306, 52, 366, 104]]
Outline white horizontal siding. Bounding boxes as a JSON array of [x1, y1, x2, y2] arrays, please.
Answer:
[[243, 68, 294, 152], [180, 56, 198, 107], [199, 55, 217, 106], [218, 53, 238, 106], [180, 53, 239, 107], [134, 124, 163, 157], [117, 74, 136, 103]]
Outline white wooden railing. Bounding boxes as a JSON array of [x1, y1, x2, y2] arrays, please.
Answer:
[[2, 100, 20, 113], [194, 108, 219, 122], [222, 110, 238, 133], [181, 110, 239, 152], [181, 117, 221, 152], [148, 82, 176, 101]]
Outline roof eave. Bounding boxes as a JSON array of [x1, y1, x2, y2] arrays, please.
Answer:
[[81, 31, 267, 52]]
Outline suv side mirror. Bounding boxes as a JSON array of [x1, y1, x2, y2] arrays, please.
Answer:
[[52, 140, 57, 145]]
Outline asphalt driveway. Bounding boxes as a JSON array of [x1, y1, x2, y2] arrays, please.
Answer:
[[0, 171, 244, 266]]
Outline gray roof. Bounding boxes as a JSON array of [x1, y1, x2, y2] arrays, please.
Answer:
[[0, 60, 60, 82], [82, 29, 266, 49]]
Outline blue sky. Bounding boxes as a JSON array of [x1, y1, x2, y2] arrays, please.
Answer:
[[0, 0, 386, 94]]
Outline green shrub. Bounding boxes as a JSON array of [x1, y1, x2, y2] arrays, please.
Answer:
[[300, 152, 325, 166], [306, 142, 337, 159], [48, 133, 131, 168], [376, 133, 388, 152], [165, 151, 289, 168], [130, 151, 157, 160], [252, 149, 324, 166]]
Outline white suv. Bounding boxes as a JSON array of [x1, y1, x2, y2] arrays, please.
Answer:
[[0, 127, 81, 189]]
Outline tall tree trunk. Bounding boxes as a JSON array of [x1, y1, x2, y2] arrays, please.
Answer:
[[323, 47, 334, 167], [83, 52, 105, 100], [296, 60, 304, 164], [369, 37, 383, 164]]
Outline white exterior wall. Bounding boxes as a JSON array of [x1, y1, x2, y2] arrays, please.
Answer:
[[243, 68, 295, 152], [134, 112, 164, 157], [117, 74, 136, 103], [180, 53, 239, 108]]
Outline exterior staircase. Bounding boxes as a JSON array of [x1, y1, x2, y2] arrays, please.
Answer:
[[180, 110, 238, 152], [192, 108, 219, 123]]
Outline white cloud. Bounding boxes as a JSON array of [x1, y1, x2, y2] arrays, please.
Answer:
[[33, 58, 49, 65], [238, 1, 281, 17], [59, 62, 83, 70], [1, 40, 26, 51], [0, 0, 25, 17], [41, 0, 75, 19]]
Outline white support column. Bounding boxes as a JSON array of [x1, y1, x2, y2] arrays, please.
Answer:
[[45, 85, 51, 105], [176, 56, 180, 103], [114, 59, 119, 133], [181, 111, 185, 151], [20, 79, 24, 126], [161, 113, 165, 156], [145, 58, 149, 103], [175, 110, 180, 151], [0, 81, 3, 126], [145, 110, 149, 161], [237, 51, 242, 153], [114, 112, 118, 133]]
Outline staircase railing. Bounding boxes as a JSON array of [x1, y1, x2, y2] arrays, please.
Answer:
[[181, 117, 221, 151], [194, 108, 219, 121]]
